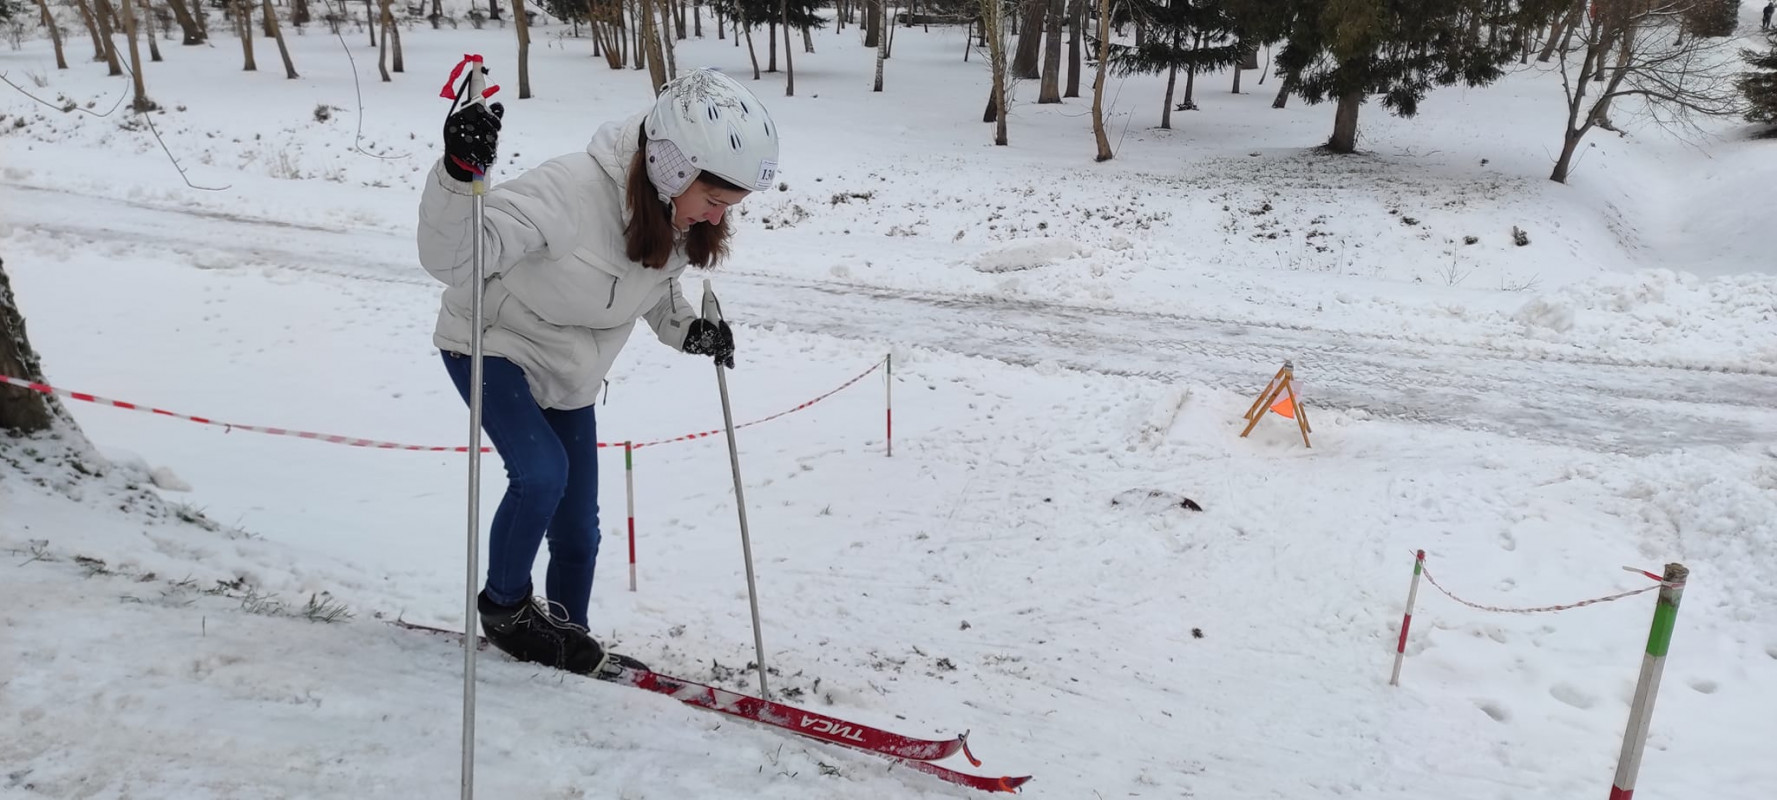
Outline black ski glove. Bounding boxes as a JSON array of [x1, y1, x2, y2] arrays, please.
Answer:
[[442, 100, 505, 182], [682, 318, 736, 369]]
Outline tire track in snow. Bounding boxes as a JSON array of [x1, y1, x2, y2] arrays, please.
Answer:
[[9, 184, 1776, 455]]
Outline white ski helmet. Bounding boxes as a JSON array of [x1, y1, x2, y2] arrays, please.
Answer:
[[643, 69, 780, 203]]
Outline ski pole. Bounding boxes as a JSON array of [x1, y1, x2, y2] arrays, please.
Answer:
[[702, 279, 771, 699], [446, 54, 497, 800]]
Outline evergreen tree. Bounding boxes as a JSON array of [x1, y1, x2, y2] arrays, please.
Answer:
[[1274, 0, 1562, 153], [1107, 0, 1253, 127], [537, 0, 589, 25], [1742, 38, 1777, 124]]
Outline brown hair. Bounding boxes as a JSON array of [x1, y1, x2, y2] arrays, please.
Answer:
[[625, 130, 739, 269]]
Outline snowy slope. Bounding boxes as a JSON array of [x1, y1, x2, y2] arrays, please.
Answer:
[[4, 11, 1776, 800]]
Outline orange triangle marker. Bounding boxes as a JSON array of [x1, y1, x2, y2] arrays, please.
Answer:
[[1240, 361, 1312, 447]]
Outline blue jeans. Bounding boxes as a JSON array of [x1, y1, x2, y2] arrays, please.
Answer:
[[442, 352, 601, 628]]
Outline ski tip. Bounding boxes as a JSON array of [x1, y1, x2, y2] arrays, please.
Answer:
[[997, 775, 1033, 792], [959, 732, 983, 768]]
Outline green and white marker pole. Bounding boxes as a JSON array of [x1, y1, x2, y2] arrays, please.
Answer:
[[1389, 550, 1425, 687], [1609, 562, 1688, 800]]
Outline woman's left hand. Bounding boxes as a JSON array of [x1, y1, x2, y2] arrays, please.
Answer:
[[683, 318, 736, 369]]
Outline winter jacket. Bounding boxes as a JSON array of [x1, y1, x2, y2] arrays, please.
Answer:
[[417, 111, 699, 410]]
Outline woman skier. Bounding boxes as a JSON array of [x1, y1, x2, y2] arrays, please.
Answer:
[[417, 68, 779, 674]]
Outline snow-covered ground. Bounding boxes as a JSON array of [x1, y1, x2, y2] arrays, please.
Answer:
[[3, 7, 1775, 799]]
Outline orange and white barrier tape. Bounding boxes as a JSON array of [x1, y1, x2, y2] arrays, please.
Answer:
[[0, 358, 884, 453]]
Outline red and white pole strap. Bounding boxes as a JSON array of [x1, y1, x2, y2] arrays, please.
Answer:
[[1609, 563, 1688, 800], [625, 441, 638, 592], [885, 353, 893, 458], [1390, 549, 1425, 687]]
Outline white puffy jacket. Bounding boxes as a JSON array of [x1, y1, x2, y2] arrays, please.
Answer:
[[417, 111, 700, 410]]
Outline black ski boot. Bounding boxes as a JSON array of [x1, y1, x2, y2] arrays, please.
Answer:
[[477, 591, 610, 676]]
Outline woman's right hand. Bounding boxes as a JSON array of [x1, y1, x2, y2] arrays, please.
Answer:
[[443, 101, 504, 182]]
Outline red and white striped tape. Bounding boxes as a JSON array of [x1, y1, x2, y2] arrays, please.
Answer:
[[0, 358, 883, 453], [629, 360, 882, 448], [1418, 561, 1668, 615]]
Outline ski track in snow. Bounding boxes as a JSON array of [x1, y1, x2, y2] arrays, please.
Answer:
[[12, 182, 1775, 456]]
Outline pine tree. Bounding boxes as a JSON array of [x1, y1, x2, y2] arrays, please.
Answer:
[[1742, 39, 1777, 125], [1106, 0, 1251, 127], [1274, 0, 1562, 153]]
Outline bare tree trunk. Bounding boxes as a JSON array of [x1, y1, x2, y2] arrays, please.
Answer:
[[1539, 0, 1582, 62], [234, 0, 257, 70], [140, 0, 163, 61], [767, 17, 776, 71], [634, 0, 646, 68], [980, 0, 1008, 144], [1180, 32, 1200, 108], [489, 0, 501, 20], [873, 0, 887, 90], [694, 0, 701, 36], [1551, 128, 1584, 182], [514, 0, 534, 97], [657, 0, 677, 79], [781, 0, 794, 95], [91, 0, 126, 75], [0, 260, 73, 435], [675, 0, 685, 38], [118, 0, 153, 109], [1064, 0, 1080, 97], [1327, 89, 1362, 153], [743, 19, 759, 78], [387, 0, 403, 73], [1272, 73, 1295, 108], [1161, 60, 1177, 128], [72, 0, 107, 62], [295, 0, 311, 25], [375, 0, 391, 79], [864, 0, 879, 47], [264, 0, 300, 77], [1037, 0, 1061, 102], [365, 0, 375, 46], [1158, 62, 1172, 128], [262, 0, 275, 37], [1090, 0, 1111, 160], [885, 0, 897, 57], [1011, 0, 1043, 79], [870, 0, 884, 89], [35, 0, 70, 69], [162, 0, 204, 44], [641, 0, 668, 89]]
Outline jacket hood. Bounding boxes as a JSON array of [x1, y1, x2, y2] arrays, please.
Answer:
[[587, 110, 650, 188]]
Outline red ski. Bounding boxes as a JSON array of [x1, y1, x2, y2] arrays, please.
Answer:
[[393, 619, 1031, 792]]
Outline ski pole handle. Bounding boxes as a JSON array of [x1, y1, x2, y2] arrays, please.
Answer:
[[701, 278, 724, 325], [442, 54, 500, 111]]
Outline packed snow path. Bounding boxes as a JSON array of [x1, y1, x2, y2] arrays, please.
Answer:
[[14, 183, 1776, 456]]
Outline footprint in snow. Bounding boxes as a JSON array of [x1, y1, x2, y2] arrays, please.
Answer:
[[1549, 682, 1596, 710], [1475, 699, 1511, 723]]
